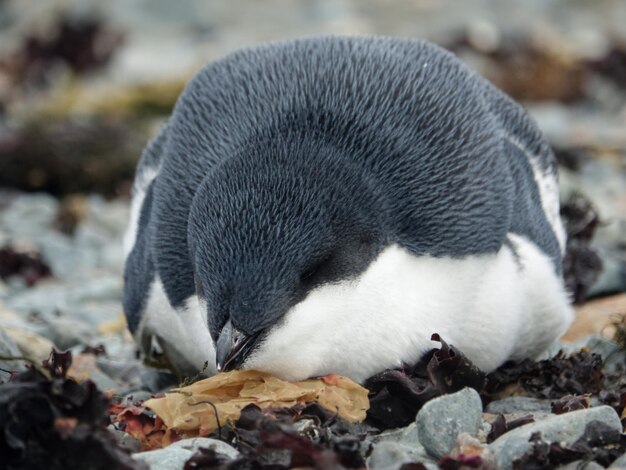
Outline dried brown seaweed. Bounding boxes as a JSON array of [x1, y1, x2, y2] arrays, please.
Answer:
[[0, 350, 146, 470], [0, 245, 51, 286], [365, 334, 486, 429]]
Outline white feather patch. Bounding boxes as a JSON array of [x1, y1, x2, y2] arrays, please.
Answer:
[[136, 276, 216, 375], [123, 165, 161, 257], [504, 135, 567, 253], [244, 239, 573, 382]]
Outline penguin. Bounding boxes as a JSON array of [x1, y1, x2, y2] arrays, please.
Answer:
[[123, 36, 573, 383]]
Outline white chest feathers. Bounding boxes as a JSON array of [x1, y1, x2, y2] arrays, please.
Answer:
[[244, 236, 573, 382]]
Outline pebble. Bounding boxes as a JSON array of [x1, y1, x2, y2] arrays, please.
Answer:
[[415, 387, 483, 459], [365, 423, 432, 463], [0, 193, 59, 239], [485, 396, 552, 414], [366, 441, 436, 470], [95, 357, 144, 390], [40, 315, 95, 349], [489, 406, 622, 470], [168, 437, 240, 459], [120, 390, 154, 404], [133, 447, 193, 470], [133, 438, 239, 470], [366, 423, 421, 448], [92, 333, 138, 362], [558, 461, 605, 470], [140, 368, 178, 393]]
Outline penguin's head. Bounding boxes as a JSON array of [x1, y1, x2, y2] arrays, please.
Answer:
[[188, 139, 390, 378]]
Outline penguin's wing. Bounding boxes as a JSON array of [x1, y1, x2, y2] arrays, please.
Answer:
[[484, 87, 566, 254], [123, 122, 169, 257], [123, 123, 169, 334], [123, 179, 157, 334]]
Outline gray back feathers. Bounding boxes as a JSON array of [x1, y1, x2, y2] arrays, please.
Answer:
[[124, 36, 560, 334]]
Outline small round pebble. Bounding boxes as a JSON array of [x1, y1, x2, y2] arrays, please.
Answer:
[[415, 387, 483, 459], [168, 437, 240, 459], [366, 441, 436, 470], [133, 447, 193, 470]]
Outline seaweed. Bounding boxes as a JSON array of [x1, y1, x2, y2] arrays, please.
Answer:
[[364, 334, 486, 430], [0, 245, 51, 286], [560, 192, 603, 304], [0, 350, 146, 470]]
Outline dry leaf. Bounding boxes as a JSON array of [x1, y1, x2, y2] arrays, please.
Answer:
[[109, 401, 167, 450], [145, 370, 369, 438]]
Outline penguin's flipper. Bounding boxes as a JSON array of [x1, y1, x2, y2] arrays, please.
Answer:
[[486, 89, 566, 253], [123, 122, 169, 257]]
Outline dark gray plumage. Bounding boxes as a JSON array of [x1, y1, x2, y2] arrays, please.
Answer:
[[123, 36, 571, 381]]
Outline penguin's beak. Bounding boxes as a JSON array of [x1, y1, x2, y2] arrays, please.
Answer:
[[216, 319, 261, 372]]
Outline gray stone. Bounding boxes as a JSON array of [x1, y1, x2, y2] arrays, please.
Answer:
[[140, 368, 178, 393], [486, 397, 552, 414], [95, 357, 144, 390], [0, 193, 59, 238], [67, 301, 125, 328], [366, 441, 435, 470], [85, 367, 121, 393], [67, 276, 123, 305], [589, 247, 626, 297], [40, 316, 95, 349], [480, 419, 493, 440], [93, 334, 138, 362], [364, 423, 431, 461], [489, 406, 622, 470], [132, 438, 239, 470], [5, 283, 69, 320], [367, 423, 420, 448], [121, 390, 154, 404], [133, 447, 193, 470], [169, 437, 239, 459], [557, 461, 604, 470], [37, 232, 79, 280], [416, 387, 483, 458]]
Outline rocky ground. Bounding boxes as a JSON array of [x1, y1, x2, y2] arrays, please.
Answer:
[[0, 0, 625, 469]]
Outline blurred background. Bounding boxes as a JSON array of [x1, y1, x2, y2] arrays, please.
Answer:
[[0, 0, 625, 384]]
